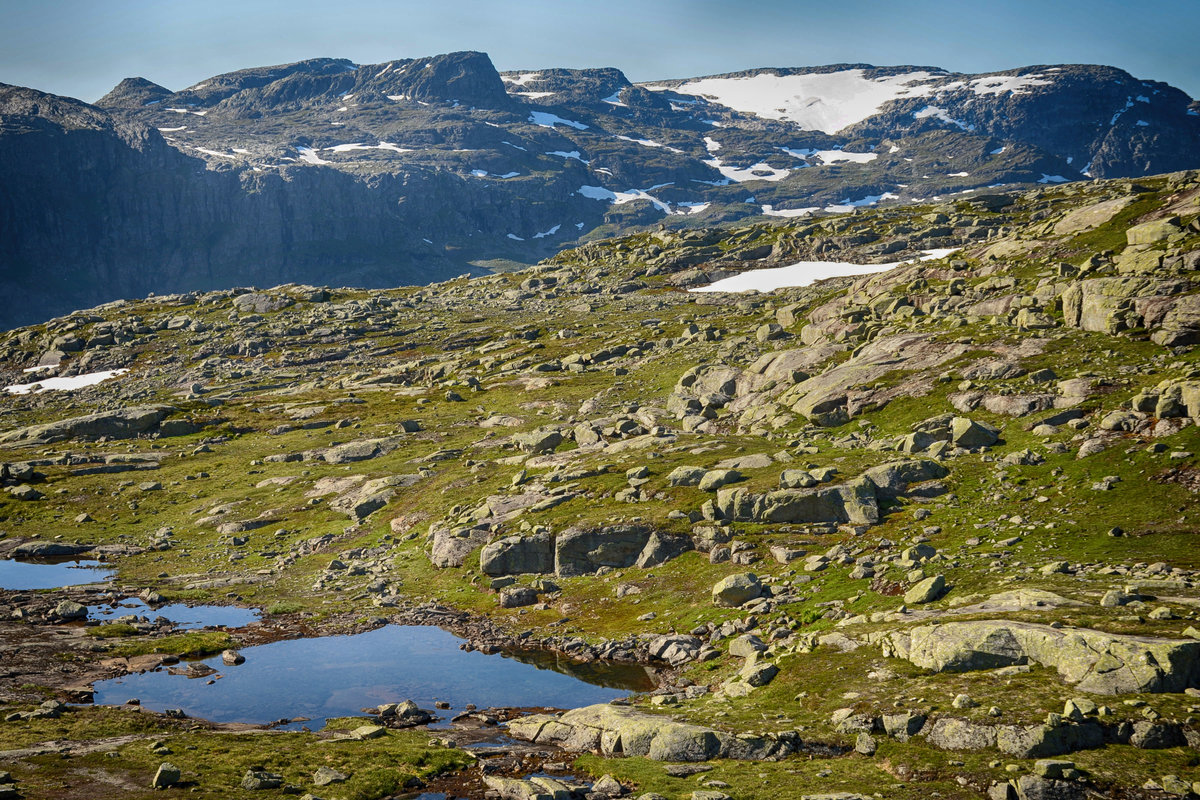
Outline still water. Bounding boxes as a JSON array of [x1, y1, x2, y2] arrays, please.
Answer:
[[92, 624, 654, 729]]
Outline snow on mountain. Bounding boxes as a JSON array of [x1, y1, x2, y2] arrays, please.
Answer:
[[658, 69, 943, 133]]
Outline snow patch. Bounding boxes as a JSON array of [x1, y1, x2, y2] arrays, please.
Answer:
[[529, 111, 588, 130], [692, 249, 958, 293], [503, 73, 542, 85], [761, 204, 819, 218], [969, 74, 1051, 96], [297, 147, 331, 165], [914, 105, 975, 131], [662, 69, 940, 133], [704, 157, 790, 183], [547, 150, 588, 164], [602, 91, 627, 106], [824, 192, 900, 213], [780, 147, 877, 165], [5, 369, 129, 395], [532, 224, 562, 239], [157, 126, 186, 132], [1037, 174, 1069, 184]]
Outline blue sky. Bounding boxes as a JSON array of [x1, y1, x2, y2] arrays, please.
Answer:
[[2, 0, 1197, 102]]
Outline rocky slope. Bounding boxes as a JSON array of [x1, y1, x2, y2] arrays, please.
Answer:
[[1, 53, 1198, 329], [0, 169, 1198, 798]]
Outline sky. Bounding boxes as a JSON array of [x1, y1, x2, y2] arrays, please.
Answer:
[[1, 0, 1197, 103]]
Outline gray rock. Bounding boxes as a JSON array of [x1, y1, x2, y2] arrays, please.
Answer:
[[699, 469, 742, 492], [904, 575, 946, 604], [712, 573, 762, 607], [513, 429, 564, 454], [779, 469, 817, 489], [152, 762, 181, 789], [951, 417, 1000, 448], [241, 770, 283, 790], [312, 766, 348, 786], [0, 404, 175, 445], [498, 587, 538, 608], [54, 599, 88, 620], [480, 532, 555, 576], [667, 466, 706, 487], [883, 620, 1200, 694]]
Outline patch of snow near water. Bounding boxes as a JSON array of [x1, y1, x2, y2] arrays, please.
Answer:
[[6, 369, 129, 395], [691, 249, 959, 293], [662, 69, 940, 133], [529, 111, 588, 130]]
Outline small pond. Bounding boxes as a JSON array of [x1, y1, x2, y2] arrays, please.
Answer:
[[88, 598, 262, 630], [0, 558, 114, 590], [92, 624, 655, 729]]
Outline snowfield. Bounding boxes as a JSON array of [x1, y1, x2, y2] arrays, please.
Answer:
[[5, 369, 129, 395], [691, 249, 959, 293], [660, 69, 941, 133]]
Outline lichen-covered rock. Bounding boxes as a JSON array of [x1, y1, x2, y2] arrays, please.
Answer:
[[883, 620, 1200, 694], [507, 703, 794, 762], [711, 573, 762, 607]]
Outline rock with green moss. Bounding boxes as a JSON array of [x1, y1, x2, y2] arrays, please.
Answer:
[[883, 620, 1200, 694]]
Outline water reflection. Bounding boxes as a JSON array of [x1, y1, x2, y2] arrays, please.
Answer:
[[0, 558, 113, 590], [92, 625, 651, 729]]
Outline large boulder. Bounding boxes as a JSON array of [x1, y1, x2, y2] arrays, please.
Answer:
[[860, 459, 949, 498], [555, 525, 651, 576], [712, 573, 762, 607], [714, 480, 878, 525], [479, 532, 555, 576], [882, 620, 1200, 694], [0, 405, 176, 445], [427, 525, 490, 568], [507, 704, 794, 762]]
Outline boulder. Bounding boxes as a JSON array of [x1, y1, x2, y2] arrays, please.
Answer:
[[714, 480, 878, 526], [667, 466, 706, 487], [312, 766, 348, 786], [480, 533, 555, 576], [860, 459, 949, 498], [0, 405, 175, 445], [951, 417, 1000, 448], [712, 573, 762, 607], [428, 525, 490, 568], [904, 575, 946, 605], [151, 762, 181, 789], [513, 429, 564, 454], [507, 703, 794, 762], [54, 600, 88, 620], [555, 525, 652, 577], [241, 770, 284, 790], [883, 620, 1200, 694], [698, 469, 742, 492]]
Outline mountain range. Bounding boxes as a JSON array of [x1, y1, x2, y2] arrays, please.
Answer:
[[1, 50, 1198, 329]]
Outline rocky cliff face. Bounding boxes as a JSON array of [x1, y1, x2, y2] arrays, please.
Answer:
[[1, 52, 1198, 329]]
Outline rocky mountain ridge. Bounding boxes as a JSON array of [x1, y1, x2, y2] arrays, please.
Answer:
[[1, 51, 1198, 330]]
